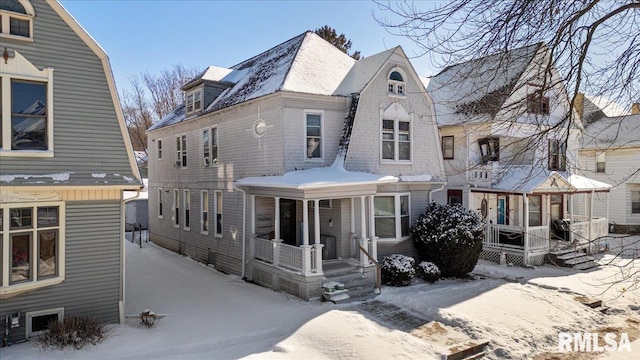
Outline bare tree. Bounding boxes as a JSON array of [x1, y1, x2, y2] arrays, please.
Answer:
[[374, 1, 639, 113], [121, 64, 199, 151]]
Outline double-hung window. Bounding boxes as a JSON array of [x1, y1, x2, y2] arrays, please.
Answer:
[[631, 190, 640, 215], [528, 195, 542, 226], [596, 152, 605, 173], [527, 92, 550, 115], [203, 127, 218, 166], [176, 134, 187, 168], [305, 111, 322, 160], [548, 139, 566, 171], [388, 68, 406, 96], [186, 89, 202, 114], [201, 190, 209, 234], [157, 139, 162, 159], [1, 201, 66, 297], [1, 50, 54, 155], [158, 188, 163, 218], [478, 137, 499, 164], [381, 119, 411, 162], [441, 136, 454, 159], [173, 189, 179, 227], [0, 0, 34, 41], [374, 194, 410, 240], [214, 191, 222, 237], [183, 190, 190, 230]]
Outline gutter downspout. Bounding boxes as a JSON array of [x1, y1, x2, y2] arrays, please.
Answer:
[[233, 184, 247, 279], [428, 183, 447, 203]]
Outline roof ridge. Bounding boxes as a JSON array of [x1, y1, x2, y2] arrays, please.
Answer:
[[230, 31, 308, 70]]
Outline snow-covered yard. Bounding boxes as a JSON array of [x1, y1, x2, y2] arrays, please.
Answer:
[[2, 236, 640, 359]]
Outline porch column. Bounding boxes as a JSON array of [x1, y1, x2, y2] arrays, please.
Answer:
[[250, 195, 256, 235], [313, 199, 323, 275], [589, 191, 594, 244], [301, 200, 312, 274], [359, 196, 368, 267], [350, 197, 356, 257], [368, 195, 377, 263], [569, 194, 574, 244], [274, 197, 280, 241], [523, 194, 530, 266]]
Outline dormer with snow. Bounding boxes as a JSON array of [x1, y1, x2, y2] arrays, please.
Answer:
[[181, 66, 235, 117]]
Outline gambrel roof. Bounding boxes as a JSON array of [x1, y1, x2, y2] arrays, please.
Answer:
[[427, 43, 545, 126]]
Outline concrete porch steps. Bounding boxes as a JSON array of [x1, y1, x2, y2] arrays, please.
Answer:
[[322, 265, 378, 303], [547, 247, 597, 270]]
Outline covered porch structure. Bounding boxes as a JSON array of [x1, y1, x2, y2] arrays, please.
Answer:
[[474, 168, 611, 266], [235, 161, 397, 299]]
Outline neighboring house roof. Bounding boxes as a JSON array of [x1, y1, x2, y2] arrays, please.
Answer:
[[0, 172, 141, 187], [491, 166, 611, 193], [236, 158, 398, 190], [582, 114, 640, 149], [427, 43, 543, 126]]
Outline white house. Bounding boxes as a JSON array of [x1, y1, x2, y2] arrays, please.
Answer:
[[146, 32, 446, 300], [578, 102, 640, 234], [427, 43, 611, 268]]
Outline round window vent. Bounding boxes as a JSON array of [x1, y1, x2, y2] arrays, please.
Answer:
[[252, 119, 268, 138]]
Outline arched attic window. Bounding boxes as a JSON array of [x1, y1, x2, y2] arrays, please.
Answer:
[[388, 68, 406, 96], [0, 0, 35, 40]]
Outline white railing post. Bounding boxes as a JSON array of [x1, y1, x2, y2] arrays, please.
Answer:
[[301, 244, 312, 275], [250, 233, 256, 258], [274, 197, 280, 241], [313, 243, 324, 274], [272, 239, 282, 266]]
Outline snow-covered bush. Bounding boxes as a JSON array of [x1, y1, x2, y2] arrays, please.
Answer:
[[416, 261, 441, 283], [412, 202, 484, 278], [380, 254, 415, 286]]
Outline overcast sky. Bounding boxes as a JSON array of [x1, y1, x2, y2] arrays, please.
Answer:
[[60, 0, 438, 95]]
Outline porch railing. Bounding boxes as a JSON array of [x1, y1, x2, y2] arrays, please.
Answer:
[[484, 222, 550, 264], [571, 217, 608, 244], [528, 225, 550, 252], [251, 236, 321, 275]]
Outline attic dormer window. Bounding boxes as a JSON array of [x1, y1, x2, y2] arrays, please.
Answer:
[[0, 0, 34, 41], [388, 68, 406, 97], [186, 89, 202, 114], [527, 92, 550, 115]]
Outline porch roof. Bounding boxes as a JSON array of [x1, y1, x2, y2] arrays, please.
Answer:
[[235, 159, 398, 191], [491, 166, 611, 193]]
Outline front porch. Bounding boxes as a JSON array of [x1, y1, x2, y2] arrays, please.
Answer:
[[474, 172, 611, 266]]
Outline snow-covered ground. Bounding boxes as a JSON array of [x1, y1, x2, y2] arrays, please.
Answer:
[[2, 236, 639, 359]]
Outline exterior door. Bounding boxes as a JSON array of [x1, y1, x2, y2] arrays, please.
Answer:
[[550, 194, 563, 221], [280, 199, 297, 246], [497, 196, 508, 225]]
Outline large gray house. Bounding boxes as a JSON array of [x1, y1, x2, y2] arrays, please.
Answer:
[[0, 0, 141, 343], [147, 31, 446, 300]]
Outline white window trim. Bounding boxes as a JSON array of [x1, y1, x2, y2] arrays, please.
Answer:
[[173, 189, 179, 228], [0, 201, 66, 299], [26, 307, 64, 339], [0, 0, 35, 42], [0, 51, 54, 157], [183, 189, 190, 231], [380, 117, 413, 164], [157, 138, 163, 160], [203, 126, 219, 167], [374, 193, 411, 242], [176, 134, 187, 168], [304, 110, 324, 162], [387, 67, 407, 98], [157, 188, 163, 218], [185, 88, 202, 114], [214, 190, 222, 237], [201, 190, 209, 235]]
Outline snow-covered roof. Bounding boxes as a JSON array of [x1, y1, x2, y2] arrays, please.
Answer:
[[149, 31, 361, 132], [124, 178, 148, 201], [582, 114, 640, 149], [236, 158, 398, 190], [0, 172, 141, 187], [492, 166, 610, 193], [428, 43, 542, 126]]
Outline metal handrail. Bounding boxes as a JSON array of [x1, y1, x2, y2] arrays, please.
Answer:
[[358, 245, 381, 292]]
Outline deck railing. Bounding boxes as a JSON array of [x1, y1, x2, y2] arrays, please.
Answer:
[[484, 223, 550, 265], [251, 236, 321, 275]]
